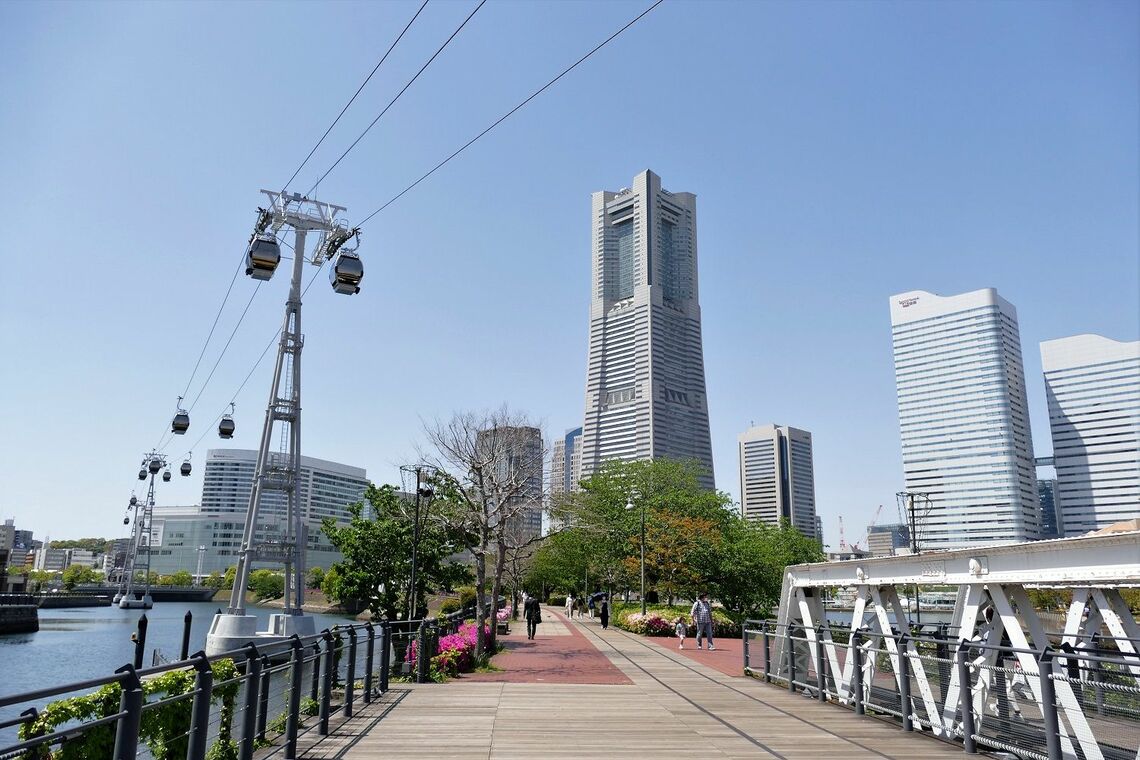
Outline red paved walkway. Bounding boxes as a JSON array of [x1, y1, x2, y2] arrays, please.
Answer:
[[637, 624, 745, 678], [462, 607, 631, 684]]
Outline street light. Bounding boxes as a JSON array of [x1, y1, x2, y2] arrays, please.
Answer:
[[401, 465, 437, 621], [195, 546, 206, 586], [627, 496, 646, 616]]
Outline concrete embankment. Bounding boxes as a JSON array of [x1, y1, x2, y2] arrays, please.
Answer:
[[37, 594, 112, 608], [0, 605, 39, 634]]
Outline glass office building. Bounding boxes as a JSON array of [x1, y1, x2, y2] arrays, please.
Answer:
[[890, 288, 1038, 548]]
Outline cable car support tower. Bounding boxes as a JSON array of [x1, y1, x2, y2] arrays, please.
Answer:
[[206, 190, 361, 656]]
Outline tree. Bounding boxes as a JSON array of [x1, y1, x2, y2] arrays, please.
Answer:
[[713, 518, 823, 620], [168, 570, 193, 586], [222, 566, 237, 590], [203, 571, 225, 590], [421, 407, 547, 656], [61, 565, 101, 590], [321, 484, 469, 620], [248, 569, 284, 600], [306, 566, 325, 590], [49, 538, 111, 554], [630, 513, 722, 604]]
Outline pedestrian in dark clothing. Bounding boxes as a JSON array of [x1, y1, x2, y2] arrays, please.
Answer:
[[690, 592, 715, 650], [524, 595, 542, 640], [599, 598, 610, 630]]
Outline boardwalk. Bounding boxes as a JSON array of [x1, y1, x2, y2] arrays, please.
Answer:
[[279, 608, 967, 759]]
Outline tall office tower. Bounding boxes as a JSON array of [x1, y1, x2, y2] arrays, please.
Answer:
[[476, 426, 544, 542], [890, 288, 1039, 549], [1037, 479, 1061, 539], [579, 170, 715, 489], [738, 424, 818, 539], [550, 427, 583, 496], [1041, 334, 1140, 535]]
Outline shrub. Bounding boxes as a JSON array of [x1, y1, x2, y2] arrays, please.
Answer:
[[547, 595, 566, 607], [612, 603, 740, 637], [439, 598, 461, 615], [406, 622, 492, 679], [457, 586, 477, 609]]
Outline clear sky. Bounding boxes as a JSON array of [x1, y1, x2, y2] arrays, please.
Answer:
[[1, 0, 1136, 550]]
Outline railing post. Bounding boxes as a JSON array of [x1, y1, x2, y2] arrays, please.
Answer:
[[186, 652, 214, 760], [787, 625, 797, 693], [319, 629, 334, 736], [416, 623, 429, 684], [936, 624, 951, 704], [363, 622, 375, 704], [1038, 648, 1062, 760], [380, 620, 391, 694], [285, 636, 303, 760], [239, 644, 262, 760], [310, 642, 322, 702], [815, 625, 827, 702], [1091, 633, 1106, 716], [762, 621, 771, 683], [180, 610, 193, 661], [898, 633, 912, 731], [111, 664, 143, 760], [344, 627, 358, 717], [742, 621, 750, 671], [256, 655, 270, 743], [851, 630, 864, 715], [956, 641, 977, 754]]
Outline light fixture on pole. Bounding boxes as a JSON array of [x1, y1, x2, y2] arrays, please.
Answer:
[[401, 464, 437, 621], [627, 495, 646, 616], [195, 545, 206, 587]]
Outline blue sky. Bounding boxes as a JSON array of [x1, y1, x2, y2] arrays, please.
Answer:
[[1, 0, 1136, 549]]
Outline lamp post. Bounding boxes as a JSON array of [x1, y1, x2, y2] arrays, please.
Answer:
[[195, 546, 206, 586], [402, 466, 436, 621], [627, 496, 646, 616]]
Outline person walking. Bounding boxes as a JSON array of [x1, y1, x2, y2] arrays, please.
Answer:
[[674, 616, 687, 649], [524, 594, 542, 640], [588, 594, 596, 619], [690, 592, 715, 650], [565, 592, 575, 618], [599, 598, 610, 630]]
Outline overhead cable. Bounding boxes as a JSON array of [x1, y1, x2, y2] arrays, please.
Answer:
[[305, 0, 488, 196], [357, 0, 665, 226]]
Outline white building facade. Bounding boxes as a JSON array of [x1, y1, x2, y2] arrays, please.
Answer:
[[738, 424, 818, 539], [580, 170, 715, 489], [890, 288, 1038, 549], [1040, 334, 1140, 535]]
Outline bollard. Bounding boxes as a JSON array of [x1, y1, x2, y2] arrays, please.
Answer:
[[898, 634, 912, 732], [256, 655, 270, 743], [319, 630, 334, 736], [956, 642, 977, 754], [310, 642, 322, 702], [851, 631, 864, 716], [363, 623, 375, 704], [787, 625, 797, 693], [186, 652, 214, 760], [344, 627, 358, 717], [762, 622, 771, 683], [112, 664, 144, 760], [285, 636, 303, 760], [815, 625, 827, 702], [133, 614, 148, 670], [1038, 648, 1062, 760], [380, 621, 391, 693], [180, 610, 193, 661], [239, 644, 262, 760]]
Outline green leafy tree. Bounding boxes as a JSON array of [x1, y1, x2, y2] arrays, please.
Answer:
[[713, 518, 823, 619], [203, 571, 225, 589], [247, 569, 284, 600], [167, 570, 193, 586], [306, 566, 325, 590], [222, 565, 237, 590], [322, 484, 470, 620], [61, 565, 101, 590], [49, 538, 111, 553]]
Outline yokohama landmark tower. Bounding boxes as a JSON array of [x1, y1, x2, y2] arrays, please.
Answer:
[[580, 170, 715, 489]]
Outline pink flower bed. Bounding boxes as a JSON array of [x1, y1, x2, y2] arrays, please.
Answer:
[[405, 621, 492, 676]]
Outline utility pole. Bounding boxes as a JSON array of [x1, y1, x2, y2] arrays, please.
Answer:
[[207, 191, 361, 655], [895, 490, 930, 626]]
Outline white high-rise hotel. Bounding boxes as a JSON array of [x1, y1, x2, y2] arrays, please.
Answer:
[[580, 170, 714, 488], [890, 288, 1039, 548], [1041, 334, 1140, 535]]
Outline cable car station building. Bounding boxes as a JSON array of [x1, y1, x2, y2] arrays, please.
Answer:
[[146, 449, 368, 580]]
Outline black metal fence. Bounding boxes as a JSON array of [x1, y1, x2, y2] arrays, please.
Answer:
[[0, 606, 475, 760], [742, 620, 1140, 759]]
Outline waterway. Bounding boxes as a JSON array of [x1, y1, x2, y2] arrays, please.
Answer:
[[0, 601, 356, 748]]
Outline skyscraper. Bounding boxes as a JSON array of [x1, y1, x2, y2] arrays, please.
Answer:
[[890, 288, 1038, 549], [1037, 478, 1061, 539], [475, 426, 544, 542], [580, 170, 715, 488], [550, 427, 583, 496], [738, 424, 818, 539], [1041, 334, 1140, 535]]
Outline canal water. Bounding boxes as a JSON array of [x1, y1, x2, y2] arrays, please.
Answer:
[[0, 601, 356, 749]]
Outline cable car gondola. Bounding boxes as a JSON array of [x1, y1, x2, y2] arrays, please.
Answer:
[[162, 469, 172, 483], [181, 459, 192, 477], [246, 234, 281, 281], [329, 252, 363, 295], [149, 458, 162, 475], [218, 403, 235, 439], [138, 468, 147, 481], [123, 517, 130, 525], [130, 496, 138, 506], [171, 396, 189, 435]]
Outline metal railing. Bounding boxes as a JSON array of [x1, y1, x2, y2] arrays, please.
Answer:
[[0, 605, 480, 760], [743, 619, 1140, 760]]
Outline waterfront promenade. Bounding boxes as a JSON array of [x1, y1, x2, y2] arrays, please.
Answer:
[[279, 608, 964, 759]]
